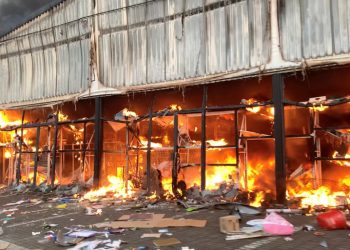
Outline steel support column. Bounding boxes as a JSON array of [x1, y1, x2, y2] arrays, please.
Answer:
[[146, 98, 154, 194], [50, 114, 59, 187], [272, 74, 287, 204], [93, 97, 103, 187], [32, 126, 41, 187], [16, 111, 25, 185], [172, 112, 179, 196], [201, 86, 208, 190], [234, 110, 240, 187], [81, 122, 87, 181]]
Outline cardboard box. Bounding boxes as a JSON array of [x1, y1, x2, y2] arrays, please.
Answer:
[[220, 215, 240, 234]]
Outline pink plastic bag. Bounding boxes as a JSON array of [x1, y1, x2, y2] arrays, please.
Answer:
[[263, 212, 294, 235]]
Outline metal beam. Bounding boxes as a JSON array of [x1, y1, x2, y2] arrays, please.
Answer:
[[93, 97, 103, 187], [50, 113, 59, 187], [81, 122, 87, 180], [32, 126, 41, 187], [272, 74, 287, 204], [146, 97, 155, 194], [234, 110, 240, 187], [15, 111, 25, 185], [201, 86, 208, 190], [172, 112, 179, 196]]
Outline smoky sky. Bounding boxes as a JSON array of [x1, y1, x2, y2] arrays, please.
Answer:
[[0, 0, 63, 37]]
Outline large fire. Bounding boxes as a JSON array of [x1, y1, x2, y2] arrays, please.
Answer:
[[333, 151, 350, 167], [0, 111, 22, 129], [83, 175, 134, 201], [1, 102, 350, 212], [21, 171, 47, 185]]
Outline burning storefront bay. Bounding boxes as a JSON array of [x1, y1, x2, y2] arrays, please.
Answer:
[[0, 75, 349, 213]]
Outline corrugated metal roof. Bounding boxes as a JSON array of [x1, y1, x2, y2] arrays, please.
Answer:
[[0, 0, 92, 105], [98, 0, 270, 88], [279, 0, 350, 61], [2, 0, 350, 108]]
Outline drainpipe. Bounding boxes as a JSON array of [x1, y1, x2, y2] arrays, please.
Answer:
[[266, 0, 298, 69]]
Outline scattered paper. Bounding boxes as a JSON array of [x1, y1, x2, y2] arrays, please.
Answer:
[[226, 232, 271, 241], [32, 232, 41, 236], [67, 240, 101, 250], [246, 219, 265, 227], [105, 240, 122, 248], [158, 229, 169, 233], [86, 207, 102, 216], [141, 233, 161, 238], [0, 208, 18, 214], [108, 228, 125, 234], [67, 230, 98, 238], [4, 200, 29, 206], [320, 240, 328, 248]]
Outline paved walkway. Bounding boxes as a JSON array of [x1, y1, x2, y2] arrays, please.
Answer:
[[0, 192, 348, 249]]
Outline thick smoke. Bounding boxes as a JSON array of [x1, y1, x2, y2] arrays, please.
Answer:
[[0, 0, 63, 37]]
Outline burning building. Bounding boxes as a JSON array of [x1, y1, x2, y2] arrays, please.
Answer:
[[0, 0, 350, 209]]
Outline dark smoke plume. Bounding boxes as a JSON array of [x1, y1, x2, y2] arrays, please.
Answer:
[[0, 0, 63, 37]]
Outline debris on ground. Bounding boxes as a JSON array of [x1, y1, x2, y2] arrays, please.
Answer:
[[56, 204, 67, 209], [0, 180, 348, 249], [220, 215, 240, 234], [225, 232, 270, 241], [262, 212, 294, 235], [140, 233, 161, 238], [95, 213, 207, 228], [303, 225, 315, 231], [0, 242, 10, 250], [317, 210, 348, 230], [153, 237, 181, 247], [314, 231, 326, 236], [320, 240, 328, 248]]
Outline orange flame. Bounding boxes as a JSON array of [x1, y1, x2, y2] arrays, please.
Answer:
[[83, 175, 134, 201], [139, 136, 163, 148], [122, 108, 138, 118], [4, 151, 11, 159], [206, 139, 228, 147]]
